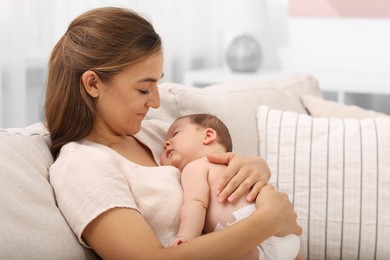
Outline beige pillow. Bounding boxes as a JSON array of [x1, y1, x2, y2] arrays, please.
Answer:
[[148, 74, 323, 155], [301, 95, 388, 118], [257, 106, 390, 259], [0, 123, 98, 259]]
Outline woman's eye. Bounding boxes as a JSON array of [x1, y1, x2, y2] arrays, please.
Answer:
[[139, 89, 150, 95]]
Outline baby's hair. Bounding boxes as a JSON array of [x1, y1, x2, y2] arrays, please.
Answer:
[[176, 113, 233, 152]]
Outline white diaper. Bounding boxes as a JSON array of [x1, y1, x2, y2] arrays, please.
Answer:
[[215, 204, 300, 260], [257, 234, 300, 260]]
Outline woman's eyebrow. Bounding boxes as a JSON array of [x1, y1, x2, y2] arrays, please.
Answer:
[[137, 72, 164, 83]]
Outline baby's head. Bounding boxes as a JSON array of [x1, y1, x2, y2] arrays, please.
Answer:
[[177, 114, 232, 152], [160, 113, 233, 170]]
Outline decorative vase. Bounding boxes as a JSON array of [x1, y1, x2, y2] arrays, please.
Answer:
[[226, 34, 262, 73]]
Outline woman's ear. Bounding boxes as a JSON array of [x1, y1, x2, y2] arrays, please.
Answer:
[[203, 128, 217, 145], [81, 71, 100, 98]]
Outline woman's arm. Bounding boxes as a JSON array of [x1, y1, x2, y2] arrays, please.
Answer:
[[83, 184, 301, 260], [255, 184, 302, 237], [207, 152, 271, 203]]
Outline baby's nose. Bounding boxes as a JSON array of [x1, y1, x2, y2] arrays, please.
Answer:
[[163, 140, 170, 149]]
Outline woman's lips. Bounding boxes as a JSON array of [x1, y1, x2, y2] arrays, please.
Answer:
[[137, 113, 147, 119]]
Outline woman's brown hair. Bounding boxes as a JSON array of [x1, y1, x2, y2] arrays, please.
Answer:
[[45, 7, 162, 158]]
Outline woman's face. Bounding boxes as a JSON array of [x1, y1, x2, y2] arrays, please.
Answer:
[[93, 52, 164, 136]]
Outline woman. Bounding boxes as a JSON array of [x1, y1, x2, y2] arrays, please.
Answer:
[[46, 7, 301, 259]]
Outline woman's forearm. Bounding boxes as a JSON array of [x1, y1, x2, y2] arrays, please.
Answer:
[[84, 207, 274, 260], [166, 207, 273, 260], [168, 186, 301, 259]]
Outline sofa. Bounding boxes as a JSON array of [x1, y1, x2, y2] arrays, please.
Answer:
[[1, 74, 389, 259]]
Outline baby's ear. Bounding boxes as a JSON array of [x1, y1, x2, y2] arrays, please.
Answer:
[[203, 128, 217, 145]]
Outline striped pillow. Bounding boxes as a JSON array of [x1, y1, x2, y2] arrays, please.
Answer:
[[257, 106, 390, 259]]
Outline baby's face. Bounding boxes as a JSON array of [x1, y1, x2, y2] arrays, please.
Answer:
[[160, 118, 204, 171]]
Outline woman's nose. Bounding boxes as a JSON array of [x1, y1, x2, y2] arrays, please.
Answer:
[[146, 88, 160, 108]]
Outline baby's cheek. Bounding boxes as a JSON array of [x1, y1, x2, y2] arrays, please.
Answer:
[[160, 154, 171, 166]]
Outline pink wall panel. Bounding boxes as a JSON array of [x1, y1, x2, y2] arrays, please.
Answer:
[[290, 0, 390, 17]]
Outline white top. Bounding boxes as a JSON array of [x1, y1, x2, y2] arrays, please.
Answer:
[[49, 119, 183, 247]]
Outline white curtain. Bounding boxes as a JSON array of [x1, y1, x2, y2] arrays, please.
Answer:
[[0, 0, 269, 127]]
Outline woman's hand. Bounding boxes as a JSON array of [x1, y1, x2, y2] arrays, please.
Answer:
[[206, 152, 271, 203], [256, 185, 302, 237]]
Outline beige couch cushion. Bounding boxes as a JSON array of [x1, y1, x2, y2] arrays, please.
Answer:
[[148, 74, 323, 155], [257, 106, 390, 259], [0, 123, 98, 259], [301, 95, 389, 118]]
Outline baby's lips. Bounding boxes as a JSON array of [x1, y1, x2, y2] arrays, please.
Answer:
[[163, 148, 172, 159], [166, 149, 173, 158]]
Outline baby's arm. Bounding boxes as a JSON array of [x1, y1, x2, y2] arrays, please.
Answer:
[[171, 159, 210, 246]]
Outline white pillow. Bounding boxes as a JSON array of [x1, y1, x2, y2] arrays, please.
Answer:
[[257, 106, 390, 259]]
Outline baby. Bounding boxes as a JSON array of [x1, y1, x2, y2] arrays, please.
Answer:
[[160, 113, 303, 260]]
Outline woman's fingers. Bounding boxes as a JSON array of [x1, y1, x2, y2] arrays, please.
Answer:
[[207, 152, 270, 203], [219, 170, 251, 203], [206, 152, 233, 165], [206, 152, 236, 199], [246, 179, 267, 201], [256, 185, 302, 236]]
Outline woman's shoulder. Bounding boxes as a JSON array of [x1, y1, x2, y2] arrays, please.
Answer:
[[58, 140, 111, 160], [51, 140, 118, 174]]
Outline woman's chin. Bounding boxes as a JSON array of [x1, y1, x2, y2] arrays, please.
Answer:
[[127, 124, 142, 136]]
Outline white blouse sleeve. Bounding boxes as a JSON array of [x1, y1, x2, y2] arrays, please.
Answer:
[[49, 142, 137, 247]]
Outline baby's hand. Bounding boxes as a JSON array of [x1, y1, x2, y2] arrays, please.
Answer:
[[168, 237, 188, 247]]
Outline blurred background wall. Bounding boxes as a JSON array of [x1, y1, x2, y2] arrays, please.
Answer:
[[0, 0, 389, 127]]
